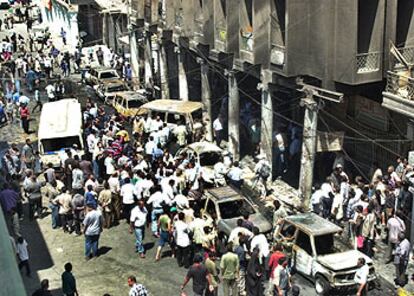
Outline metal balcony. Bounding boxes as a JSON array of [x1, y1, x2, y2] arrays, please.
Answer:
[[382, 71, 414, 119], [356, 51, 381, 74]]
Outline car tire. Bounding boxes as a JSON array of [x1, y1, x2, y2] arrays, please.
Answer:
[[315, 275, 330, 296]]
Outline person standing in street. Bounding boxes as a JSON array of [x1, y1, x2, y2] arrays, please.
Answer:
[[181, 254, 213, 296], [32, 84, 42, 113], [129, 199, 148, 258], [61, 262, 78, 296], [220, 243, 239, 296], [354, 257, 369, 296], [213, 116, 224, 147], [386, 210, 406, 264], [127, 275, 148, 296], [174, 212, 191, 268], [16, 236, 31, 277], [393, 233, 411, 286], [83, 204, 103, 259], [205, 251, 219, 296], [19, 103, 30, 134]]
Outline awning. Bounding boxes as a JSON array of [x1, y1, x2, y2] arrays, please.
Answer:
[[118, 35, 129, 45]]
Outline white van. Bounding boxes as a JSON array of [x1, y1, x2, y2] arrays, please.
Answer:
[[38, 99, 84, 168]]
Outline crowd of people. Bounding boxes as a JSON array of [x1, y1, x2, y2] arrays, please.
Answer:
[[0, 3, 413, 296]]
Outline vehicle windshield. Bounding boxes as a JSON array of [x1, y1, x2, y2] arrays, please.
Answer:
[[100, 72, 118, 79], [128, 100, 145, 109], [314, 234, 340, 255], [199, 151, 221, 166], [219, 199, 255, 219], [107, 85, 126, 92], [41, 136, 82, 153]]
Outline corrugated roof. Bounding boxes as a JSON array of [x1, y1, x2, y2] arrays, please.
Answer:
[[139, 99, 204, 114]]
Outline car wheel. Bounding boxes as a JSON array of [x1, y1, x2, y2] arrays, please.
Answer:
[[315, 275, 330, 296]]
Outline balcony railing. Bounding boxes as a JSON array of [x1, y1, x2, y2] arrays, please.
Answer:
[[356, 52, 381, 74], [386, 71, 414, 100], [270, 44, 285, 67]]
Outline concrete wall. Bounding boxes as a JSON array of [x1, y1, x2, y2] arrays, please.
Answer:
[[42, 0, 79, 51]]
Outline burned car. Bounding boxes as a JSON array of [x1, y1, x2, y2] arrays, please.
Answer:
[[275, 213, 376, 295], [201, 186, 272, 237]]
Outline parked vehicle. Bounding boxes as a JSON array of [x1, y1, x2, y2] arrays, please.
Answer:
[[84, 67, 120, 86], [138, 99, 203, 132], [38, 99, 84, 168], [175, 142, 223, 184], [112, 91, 149, 118], [95, 79, 129, 104], [201, 186, 272, 237], [275, 213, 376, 295]]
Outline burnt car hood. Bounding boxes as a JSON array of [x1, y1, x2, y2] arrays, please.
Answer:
[[317, 250, 373, 271]]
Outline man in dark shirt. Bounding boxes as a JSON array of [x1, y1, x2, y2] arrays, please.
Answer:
[[181, 254, 212, 296], [62, 262, 78, 296]]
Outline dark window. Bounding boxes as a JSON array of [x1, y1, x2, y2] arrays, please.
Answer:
[[100, 72, 118, 79], [107, 84, 127, 92], [314, 234, 336, 255], [218, 199, 255, 219], [41, 136, 82, 153], [128, 100, 145, 109], [199, 152, 221, 167], [167, 113, 186, 125], [296, 231, 312, 255], [280, 223, 296, 238], [121, 99, 127, 108]]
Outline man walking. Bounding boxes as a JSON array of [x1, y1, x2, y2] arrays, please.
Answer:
[[130, 200, 148, 258], [220, 244, 239, 296], [20, 103, 30, 134], [181, 254, 213, 296], [83, 204, 103, 259], [61, 263, 78, 296], [354, 257, 369, 296], [394, 233, 411, 286]]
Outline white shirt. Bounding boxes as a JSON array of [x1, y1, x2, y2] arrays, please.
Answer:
[[87, 134, 97, 152], [108, 176, 120, 193], [250, 234, 270, 258], [354, 264, 369, 284], [151, 119, 163, 132], [213, 118, 223, 131], [145, 141, 156, 155], [174, 220, 191, 247], [311, 189, 323, 205], [45, 84, 55, 99], [228, 166, 242, 181], [321, 182, 333, 197], [104, 157, 115, 175], [17, 240, 29, 261], [147, 191, 167, 209], [174, 194, 189, 210], [121, 183, 135, 204], [228, 227, 253, 246], [135, 179, 153, 199], [130, 206, 148, 227], [331, 193, 344, 220]]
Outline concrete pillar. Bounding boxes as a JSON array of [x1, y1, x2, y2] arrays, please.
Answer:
[[298, 93, 319, 211], [175, 46, 189, 101], [129, 29, 140, 89], [102, 13, 108, 46], [227, 70, 240, 161], [258, 76, 273, 180], [198, 58, 213, 142], [144, 33, 153, 86], [159, 42, 170, 99], [108, 14, 116, 51]]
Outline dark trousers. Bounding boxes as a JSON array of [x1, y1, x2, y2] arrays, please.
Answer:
[[176, 245, 191, 268], [21, 117, 29, 133], [32, 101, 42, 113], [60, 213, 73, 232], [72, 211, 83, 235], [122, 203, 134, 222], [18, 259, 31, 275], [29, 197, 42, 220]]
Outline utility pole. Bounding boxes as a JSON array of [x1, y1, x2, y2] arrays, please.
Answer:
[[297, 80, 343, 211]]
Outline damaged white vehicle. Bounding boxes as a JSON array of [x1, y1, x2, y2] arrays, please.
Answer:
[[276, 213, 376, 295]]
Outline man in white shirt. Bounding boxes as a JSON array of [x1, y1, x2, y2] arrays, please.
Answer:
[[147, 186, 167, 236], [83, 204, 103, 259], [86, 131, 97, 154], [45, 83, 55, 102], [129, 200, 148, 258], [213, 116, 224, 147], [250, 226, 270, 264], [121, 178, 136, 222], [354, 257, 369, 296], [227, 161, 243, 189], [228, 219, 254, 247], [145, 136, 157, 158], [174, 212, 191, 268]]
